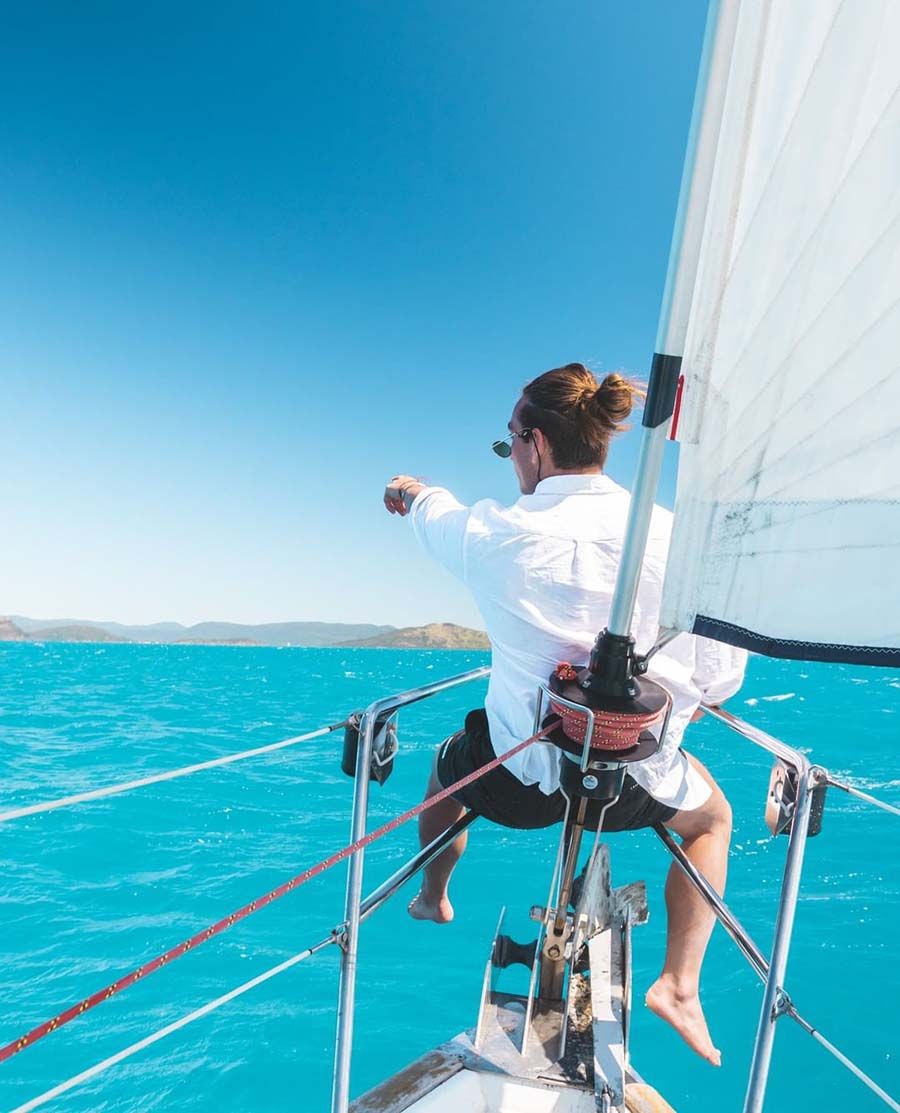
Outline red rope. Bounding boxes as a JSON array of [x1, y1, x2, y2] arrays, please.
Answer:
[[0, 722, 552, 1065], [549, 700, 666, 750]]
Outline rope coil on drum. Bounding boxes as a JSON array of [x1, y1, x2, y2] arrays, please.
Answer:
[[0, 721, 553, 1068]]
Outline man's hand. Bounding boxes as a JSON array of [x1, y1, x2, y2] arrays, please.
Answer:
[[384, 474, 426, 517]]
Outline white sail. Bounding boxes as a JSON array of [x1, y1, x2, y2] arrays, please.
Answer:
[[658, 0, 900, 664]]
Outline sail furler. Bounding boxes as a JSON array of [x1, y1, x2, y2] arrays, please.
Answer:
[[659, 0, 900, 664]]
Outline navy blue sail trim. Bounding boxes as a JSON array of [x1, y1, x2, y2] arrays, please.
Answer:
[[693, 615, 900, 667]]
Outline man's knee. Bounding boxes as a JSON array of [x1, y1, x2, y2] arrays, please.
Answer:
[[709, 789, 732, 836], [668, 783, 732, 841]]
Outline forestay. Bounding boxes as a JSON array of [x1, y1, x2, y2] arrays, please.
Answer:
[[659, 0, 900, 665]]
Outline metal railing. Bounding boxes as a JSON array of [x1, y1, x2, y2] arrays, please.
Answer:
[[663, 704, 899, 1113], [330, 665, 490, 1113], [329, 681, 899, 1113]]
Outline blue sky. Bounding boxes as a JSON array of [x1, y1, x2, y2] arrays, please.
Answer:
[[2, 1, 708, 630]]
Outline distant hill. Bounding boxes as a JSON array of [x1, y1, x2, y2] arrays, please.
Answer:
[[9, 616, 395, 647], [176, 636, 260, 646], [5, 615, 489, 649], [174, 621, 395, 647], [338, 623, 490, 650], [0, 617, 27, 641], [27, 624, 126, 643], [11, 616, 185, 640]]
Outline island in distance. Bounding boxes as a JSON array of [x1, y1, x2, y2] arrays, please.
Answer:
[[0, 616, 489, 651]]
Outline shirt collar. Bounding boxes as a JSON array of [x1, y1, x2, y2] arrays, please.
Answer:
[[529, 473, 617, 496]]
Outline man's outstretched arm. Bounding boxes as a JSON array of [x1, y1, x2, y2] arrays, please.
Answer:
[[382, 474, 471, 583]]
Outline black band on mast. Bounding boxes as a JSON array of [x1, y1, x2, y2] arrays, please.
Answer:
[[642, 352, 682, 429]]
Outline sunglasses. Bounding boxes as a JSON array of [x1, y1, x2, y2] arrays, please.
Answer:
[[491, 428, 533, 458]]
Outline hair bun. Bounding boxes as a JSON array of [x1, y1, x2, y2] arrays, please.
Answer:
[[520, 362, 645, 471], [592, 373, 643, 430]]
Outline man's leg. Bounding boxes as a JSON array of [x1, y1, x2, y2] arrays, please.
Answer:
[[646, 754, 732, 1066], [408, 752, 468, 924]]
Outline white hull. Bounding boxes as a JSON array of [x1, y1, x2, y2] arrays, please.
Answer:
[[351, 1041, 674, 1113]]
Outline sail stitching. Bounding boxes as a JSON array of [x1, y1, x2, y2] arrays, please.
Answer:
[[691, 108, 900, 482], [716, 320, 900, 504], [684, 0, 895, 459]]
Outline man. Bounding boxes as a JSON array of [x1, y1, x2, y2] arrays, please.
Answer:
[[383, 362, 746, 1066]]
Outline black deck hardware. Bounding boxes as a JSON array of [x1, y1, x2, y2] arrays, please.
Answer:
[[492, 934, 538, 971], [341, 711, 397, 785]]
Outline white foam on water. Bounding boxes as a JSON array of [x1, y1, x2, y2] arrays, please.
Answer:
[[762, 693, 795, 702]]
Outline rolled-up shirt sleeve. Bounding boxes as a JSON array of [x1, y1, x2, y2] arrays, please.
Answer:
[[692, 636, 748, 705], [409, 486, 471, 583]]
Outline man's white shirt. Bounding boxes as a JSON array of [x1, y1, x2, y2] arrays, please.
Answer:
[[409, 473, 747, 811]]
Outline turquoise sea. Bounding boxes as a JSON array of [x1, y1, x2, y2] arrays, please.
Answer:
[[0, 643, 897, 1112]]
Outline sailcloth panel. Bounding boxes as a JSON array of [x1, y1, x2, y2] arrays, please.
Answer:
[[660, 0, 900, 665]]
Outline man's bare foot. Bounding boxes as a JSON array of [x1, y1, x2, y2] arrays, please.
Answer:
[[645, 977, 721, 1066], [407, 890, 454, 924]]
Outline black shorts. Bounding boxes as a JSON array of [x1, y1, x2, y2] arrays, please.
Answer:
[[435, 708, 678, 832]]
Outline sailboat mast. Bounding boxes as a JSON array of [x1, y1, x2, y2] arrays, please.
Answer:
[[607, 0, 739, 638]]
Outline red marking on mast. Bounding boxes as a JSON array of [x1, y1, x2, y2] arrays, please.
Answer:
[[669, 373, 685, 441]]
